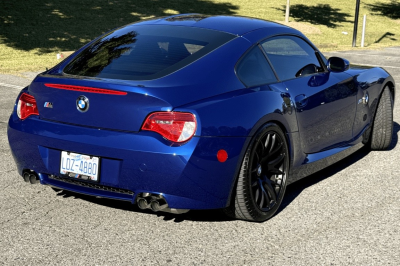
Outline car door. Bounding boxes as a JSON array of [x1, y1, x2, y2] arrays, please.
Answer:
[[260, 36, 358, 154]]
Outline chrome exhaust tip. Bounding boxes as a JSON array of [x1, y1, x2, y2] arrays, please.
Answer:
[[29, 174, 39, 184], [136, 193, 189, 214], [150, 200, 168, 212], [137, 197, 150, 210], [23, 172, 30, 183], [23, 170, 39, 184]]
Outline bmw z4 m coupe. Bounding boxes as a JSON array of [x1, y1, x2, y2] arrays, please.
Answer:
[[8, 14, 395, 222]]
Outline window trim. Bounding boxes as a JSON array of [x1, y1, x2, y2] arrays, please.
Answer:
[[259, 34, 328, 82], [235, 34, 328, 87], [234, 44, 279, 88]]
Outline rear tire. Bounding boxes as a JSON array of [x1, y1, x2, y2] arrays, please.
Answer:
[[225, 123, 289, 222], [370, 86, 393, 150]]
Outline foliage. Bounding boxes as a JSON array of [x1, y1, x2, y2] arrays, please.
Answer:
[[0, 0, 399, 73]]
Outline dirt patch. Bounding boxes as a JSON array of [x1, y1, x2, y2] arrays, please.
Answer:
[[276, 21, 322, 35]]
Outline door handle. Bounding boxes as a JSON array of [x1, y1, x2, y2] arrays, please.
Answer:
[[295, 94, 308, 108]]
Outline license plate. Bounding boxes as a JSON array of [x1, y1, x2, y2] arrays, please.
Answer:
[[60, 151, 100, 181]]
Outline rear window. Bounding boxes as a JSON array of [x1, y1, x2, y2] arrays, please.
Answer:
[[63, 25, 235, 81]]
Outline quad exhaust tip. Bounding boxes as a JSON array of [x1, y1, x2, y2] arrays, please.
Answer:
[[136, 193, 189, 214], [21, 172, 189, 214], [137, 197, 150, 210], [150, 199, 168, 212], [23, 170, 40, 184]]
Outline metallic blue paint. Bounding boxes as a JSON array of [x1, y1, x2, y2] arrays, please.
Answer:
[[7, 14, 395, 212]]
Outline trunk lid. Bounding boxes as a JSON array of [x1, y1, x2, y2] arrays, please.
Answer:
[[29, 75, 172, 132]]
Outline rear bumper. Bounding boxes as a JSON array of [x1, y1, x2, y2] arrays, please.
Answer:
[[7, 115, 247, 210]]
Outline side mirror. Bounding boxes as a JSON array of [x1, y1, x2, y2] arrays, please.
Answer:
[[327, 57, 350, 72]]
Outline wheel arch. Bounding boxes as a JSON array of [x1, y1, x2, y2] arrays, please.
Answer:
[[224, 117, 294, 208], [369, 83, 394, 150], [371, 79, 395, 124], [384, 80, 395, 105], [363, 78, 395, 146]]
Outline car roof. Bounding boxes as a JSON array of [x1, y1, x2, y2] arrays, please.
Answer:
[[133, 14, 298, 36]]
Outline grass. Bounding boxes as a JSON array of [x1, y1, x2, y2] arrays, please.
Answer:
[[1, 0, 399, 74]]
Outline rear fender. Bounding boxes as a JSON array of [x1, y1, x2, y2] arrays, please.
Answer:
[[179, 86, 299, 207]]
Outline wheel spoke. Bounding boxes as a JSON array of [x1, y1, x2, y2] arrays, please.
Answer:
[[254, 147, 261, 162], [258, 179, 269, 207], [263, 177, 277, 203], [263, 133, 270, 155], [264, 153, 285, 175], [260, 141, 283, 164], [254, 187, 260, 203], [268, 133, 276, 153], [259, 189, 265, 208], [251, 167, 258, 174], [256, 138, 265, 159], [268, 153, 284, 167]]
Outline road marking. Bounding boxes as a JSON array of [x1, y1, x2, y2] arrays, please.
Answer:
[[0, 82, 24, 90], [327, 52, 400, 57], [349, 63, 400, 69]]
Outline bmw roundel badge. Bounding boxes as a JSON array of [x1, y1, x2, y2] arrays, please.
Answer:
[[76, 95, 89, 112]]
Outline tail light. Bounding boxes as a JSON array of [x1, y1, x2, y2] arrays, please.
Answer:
[[44, 83, 127, 95], [141, 112, 197, 143], [17, 93, 39, 120]]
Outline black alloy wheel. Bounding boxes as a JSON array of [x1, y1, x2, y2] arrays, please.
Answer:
[[226, 123, 289, 222]]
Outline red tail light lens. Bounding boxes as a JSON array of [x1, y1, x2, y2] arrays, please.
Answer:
[[141, 112, 197, 143], [17, 93, 39, 120]]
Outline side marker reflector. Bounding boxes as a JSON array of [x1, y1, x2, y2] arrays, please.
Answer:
[[217, 149, 228, 163]]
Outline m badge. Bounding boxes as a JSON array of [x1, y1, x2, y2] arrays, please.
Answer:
[[44, 102, 53, 108]]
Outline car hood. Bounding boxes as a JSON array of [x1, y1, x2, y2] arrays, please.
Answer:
[[345, 63, 376, 76]]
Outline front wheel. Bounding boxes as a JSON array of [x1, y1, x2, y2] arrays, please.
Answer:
[[226, 123, 289, 222], [370, 86, 393, 150]]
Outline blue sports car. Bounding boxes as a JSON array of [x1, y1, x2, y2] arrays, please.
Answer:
[[8, 14, 395, 222]]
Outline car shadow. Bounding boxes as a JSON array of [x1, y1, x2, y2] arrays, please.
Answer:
[[55, 190, 232, 223], [277, 121, 400, 215], [54, 121, 400, 223], [388, 121, 400, 150], [277, 145, 371, 215]]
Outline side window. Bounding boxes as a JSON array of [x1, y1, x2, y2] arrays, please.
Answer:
[[261, 36, 322, 80], [236, 46, 277, 87]]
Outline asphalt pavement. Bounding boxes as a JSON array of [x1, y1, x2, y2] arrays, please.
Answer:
[[0, 47, 399, 265]]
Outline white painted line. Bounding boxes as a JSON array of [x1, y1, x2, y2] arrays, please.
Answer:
[[327, 52, 400, 58], [350, 63, 400, 69], [0, 82, 24, 90]]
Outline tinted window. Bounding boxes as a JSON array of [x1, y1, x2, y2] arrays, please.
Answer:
[[261, 36, 321, 80], [236, 46, 277, 87], [64, 25, 235, 81]]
